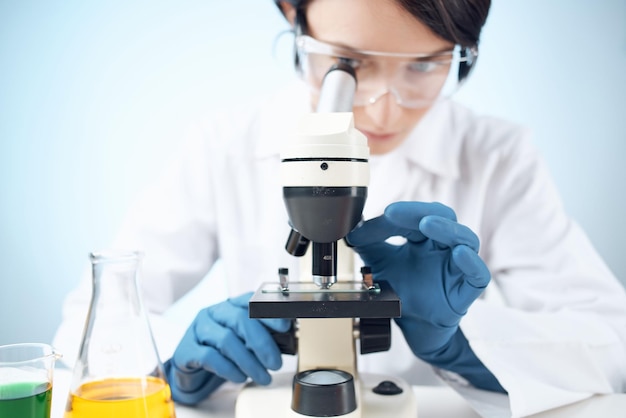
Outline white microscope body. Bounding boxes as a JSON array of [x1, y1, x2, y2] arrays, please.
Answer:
[[238, 65, 417, 417]]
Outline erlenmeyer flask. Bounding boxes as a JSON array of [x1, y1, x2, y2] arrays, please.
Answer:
[[64, 250, 176, 418]]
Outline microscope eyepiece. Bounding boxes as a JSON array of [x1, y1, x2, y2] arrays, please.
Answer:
[[316, 62, 357, 113]]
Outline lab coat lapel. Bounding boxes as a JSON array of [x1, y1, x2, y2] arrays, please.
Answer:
[[404, 99, 463, 181], [364, 100, 465, 219]]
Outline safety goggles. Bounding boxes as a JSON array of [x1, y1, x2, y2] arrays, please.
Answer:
[[295, 35, 478, 109]]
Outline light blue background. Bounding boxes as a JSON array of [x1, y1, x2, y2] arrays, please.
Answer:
[[1, 0, 625, 346]]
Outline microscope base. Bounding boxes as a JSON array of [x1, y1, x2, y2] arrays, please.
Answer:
[[235, 372, 417, 417]]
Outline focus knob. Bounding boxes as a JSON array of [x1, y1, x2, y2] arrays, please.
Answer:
[[359, 318, 391, 354]]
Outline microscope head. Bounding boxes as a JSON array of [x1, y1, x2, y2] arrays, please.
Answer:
[[281, 112, 369, 244], [280, 64, 369, 288], [281, 63, 369, 246]]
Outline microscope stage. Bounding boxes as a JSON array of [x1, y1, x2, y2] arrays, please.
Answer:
[[249, 280, 401, 319]]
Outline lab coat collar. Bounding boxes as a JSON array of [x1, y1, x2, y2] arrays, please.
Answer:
[[401, 99, 464, 180], [255, 83, 465, 181]]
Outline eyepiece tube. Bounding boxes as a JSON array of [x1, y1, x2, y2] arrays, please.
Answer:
[[316, 63, 357, 113]]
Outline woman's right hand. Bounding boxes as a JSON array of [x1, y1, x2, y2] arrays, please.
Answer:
[[164, 292, 291, 405]]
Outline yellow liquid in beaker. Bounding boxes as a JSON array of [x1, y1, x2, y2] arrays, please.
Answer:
[[64, 376, 176, 418]]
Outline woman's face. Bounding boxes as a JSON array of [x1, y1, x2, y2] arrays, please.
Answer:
[[304, 0, 455, 155]]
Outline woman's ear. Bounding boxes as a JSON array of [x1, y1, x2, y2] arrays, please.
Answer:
[[278, 1, 297, 27]]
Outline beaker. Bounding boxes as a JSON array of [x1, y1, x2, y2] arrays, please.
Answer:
[[0, 343, 61, 418], [64, 250, 176, 418]]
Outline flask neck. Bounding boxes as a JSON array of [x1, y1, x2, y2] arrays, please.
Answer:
[[90, 251, 144, 313]]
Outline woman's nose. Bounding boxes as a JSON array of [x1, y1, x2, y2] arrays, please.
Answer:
[[362, 91, 403, 128]]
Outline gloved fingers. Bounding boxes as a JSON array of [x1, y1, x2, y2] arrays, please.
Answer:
[[451, 245, 490, 289], [195, 317, 274, 384], [383, 201, 457, 243], [227, 291, 254, 308], [207, 302, 283, 371], [346, 214, 407, 247], [347, 202, 455, 246], [385, 201, 457, 221], [447, 245, 491, 314], [165, 355, 228, 406], [418, 215, 480, 251], [172, 327, 206, 372], [185, 344, 248, 384], [228, 291, 292, 333], [385, 201, 457, 227], [171, 327, 248, 384], [346, 239, 397, 270], [259, 317, 292, 333]]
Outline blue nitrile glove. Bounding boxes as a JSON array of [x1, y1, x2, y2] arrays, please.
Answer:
[[346, 201, 505, 393], [164, 292, 291, 405]]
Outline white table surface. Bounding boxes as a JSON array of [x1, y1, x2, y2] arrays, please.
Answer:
[[51, 368, 626, 418], [51, 368, 480, 418]]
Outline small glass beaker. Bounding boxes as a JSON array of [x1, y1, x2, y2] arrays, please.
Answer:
[[64, 250, 176, 418], [0, 343, 61, 418]]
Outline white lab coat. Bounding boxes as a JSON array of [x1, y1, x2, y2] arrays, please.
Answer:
[[54, 81, 626, 417]]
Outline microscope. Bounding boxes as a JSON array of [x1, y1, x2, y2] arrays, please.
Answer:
[[237, 63, 417, 417]]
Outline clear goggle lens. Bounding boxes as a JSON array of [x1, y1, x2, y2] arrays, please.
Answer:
[[295, 35, 477, 109]]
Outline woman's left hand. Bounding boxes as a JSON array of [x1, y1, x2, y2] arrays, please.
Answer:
[[346, 201, 490, 360]]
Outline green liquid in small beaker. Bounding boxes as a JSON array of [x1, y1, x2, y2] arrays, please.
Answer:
[[0, 381, 52, 418]]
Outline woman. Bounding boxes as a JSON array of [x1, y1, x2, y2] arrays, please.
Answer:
[[54, 0, 626, 416]]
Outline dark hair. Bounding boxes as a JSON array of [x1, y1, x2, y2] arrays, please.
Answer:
[[276, 0, 491, 47]]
